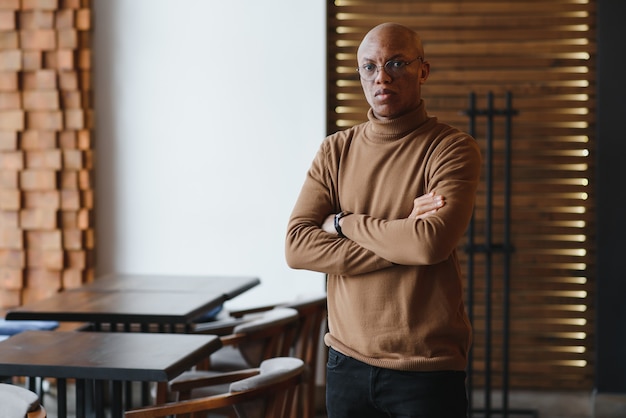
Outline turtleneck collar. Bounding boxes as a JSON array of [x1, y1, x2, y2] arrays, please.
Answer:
[[365, 100, 431, 142]]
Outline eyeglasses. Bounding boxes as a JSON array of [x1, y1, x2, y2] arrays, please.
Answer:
[[357, 56, 423, 81]]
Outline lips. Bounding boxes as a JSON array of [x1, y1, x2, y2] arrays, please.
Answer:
[[374, 89, 395, 100]]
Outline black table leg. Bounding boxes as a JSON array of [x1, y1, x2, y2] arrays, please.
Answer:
[[76, 379, 86, 417], [94, 380, 105, 418], [57, 378, 67, 418], [111, 380, 123, 418]]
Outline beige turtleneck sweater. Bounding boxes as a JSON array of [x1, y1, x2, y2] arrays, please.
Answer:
[[285, 101, 481, 371]]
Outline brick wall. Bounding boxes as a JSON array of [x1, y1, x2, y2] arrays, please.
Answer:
[[0, 0, 94, 309]]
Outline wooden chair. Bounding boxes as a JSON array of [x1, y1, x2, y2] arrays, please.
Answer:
[[228, 293, 328, 418], [157, 307, 300, 405], [126, 357, 304, 418], [0, 383, 47, 418]]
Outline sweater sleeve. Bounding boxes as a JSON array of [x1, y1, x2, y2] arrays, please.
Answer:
[[285, 138, 395, 276], [341, 134, 481, 266]]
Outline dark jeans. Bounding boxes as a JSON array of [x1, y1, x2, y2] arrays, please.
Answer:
[[326, 347, 468, 418]]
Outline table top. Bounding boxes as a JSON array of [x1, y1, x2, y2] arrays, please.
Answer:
[[84, 274, 260, 298], [5, 274, 260, 325], [0, 330, 222, 382]]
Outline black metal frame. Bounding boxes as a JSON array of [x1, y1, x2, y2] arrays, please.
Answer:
[[464, 92, 536, 418]]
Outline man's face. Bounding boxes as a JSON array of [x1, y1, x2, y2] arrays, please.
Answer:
[[357, 28, 429, 120]]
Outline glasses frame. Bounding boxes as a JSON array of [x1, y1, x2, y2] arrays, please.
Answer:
[[356, 56, 423, 81]]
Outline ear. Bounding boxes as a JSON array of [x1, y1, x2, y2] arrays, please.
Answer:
[[419, 60, 430, 84]]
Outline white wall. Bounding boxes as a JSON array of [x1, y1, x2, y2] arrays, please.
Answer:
[[92, 1, 327, 308]]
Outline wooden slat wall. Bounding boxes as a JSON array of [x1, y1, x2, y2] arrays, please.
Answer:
[[0, 0, 94, 310], [327, 0, 595, 390]]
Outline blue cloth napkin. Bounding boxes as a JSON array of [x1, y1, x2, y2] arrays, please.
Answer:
[[0, 319, 59, 336]]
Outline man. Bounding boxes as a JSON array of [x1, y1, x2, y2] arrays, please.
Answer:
[[285, 22, 481, 417]]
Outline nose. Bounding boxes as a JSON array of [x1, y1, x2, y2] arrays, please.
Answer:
[[374, 65, 392, 82]]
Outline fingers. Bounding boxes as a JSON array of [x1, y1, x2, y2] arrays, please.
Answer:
[[409, 192, 445, 219]]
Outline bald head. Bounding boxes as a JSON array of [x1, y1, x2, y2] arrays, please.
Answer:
[[357, 23, 424, 62]]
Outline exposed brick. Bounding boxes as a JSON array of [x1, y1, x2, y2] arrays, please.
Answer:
[[22, 50, 42, 70], [0, 131, 17, 150], [0, 171, 18, 188], [60, 209, 90, 229], [22, 70, 56, 89], [22, 90, 59, 110], [0, 91, 20, 110], [0, 227, 22, 249], [26, 249, 63, 269], [0, 210, 19, 228], [84, 228, 94, 249], [76, 129, 90, 149], [20, 130, 57, 150], [84, 109, 94, 129], [55, 9, 74, 29], [77, 207, 90, 229], [44, 49, 74, 70], [62, 149, 81, 169], [0, 50, 21, 71], [78, 70, 90, 90], [20, 29, 56, 50], [0, 150, 23, 169], [1, 267, 23, 289], [65, 249, 84, 269], [20, 169, 57, 191], [0, 10, 15, 31], [25, 230, 61, 249], [20, 208, 58, 229], [23, 190, 59, 208], [59, 0, 80, 9], [64, 108, 84, 129], [81, 189, 93, 208], [60, 90, 81, 108], [25, 149, 62, 169], [77, 48, 89, 69], [57, 28, 77, 49], [58, 70, 77, 90], [0, 249, 25, 268], [0, 72, 18, 91], [18, 10, 54, 29], [0, 289, 21, 310], [21, 0, 59, 11], [62, 268, 83, 288], [0, 110, 24, 130], [78, 170, 91, 190], [58, 130, 75, 148], [0, 189, 20, 209], [75, 8, 89, 30], [59, 170, 76, 189], [0, 0, 20, 8], [23, 269, 62, 303], [26, 110, 63, 130], [60, 189, 79, 209], [62, 228, 82, 249], [0, 31, 18, 49]]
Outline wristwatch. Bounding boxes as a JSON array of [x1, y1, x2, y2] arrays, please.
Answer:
[[334, 211, 352, 238]]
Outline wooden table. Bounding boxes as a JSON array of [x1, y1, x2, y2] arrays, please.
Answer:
[[6, 274, 260, 332], [0, 331, 222, 418]]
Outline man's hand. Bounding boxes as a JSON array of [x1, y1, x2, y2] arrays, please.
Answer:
[[408, 192, 445, 219], [322, 214, 337, 234]]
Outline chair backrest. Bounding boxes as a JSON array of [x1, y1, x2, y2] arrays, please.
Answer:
[[284, 294, 327, 418], [228, 307, 299, 368], [125, 357, 304, 418], [0, 383, 46, 418]]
